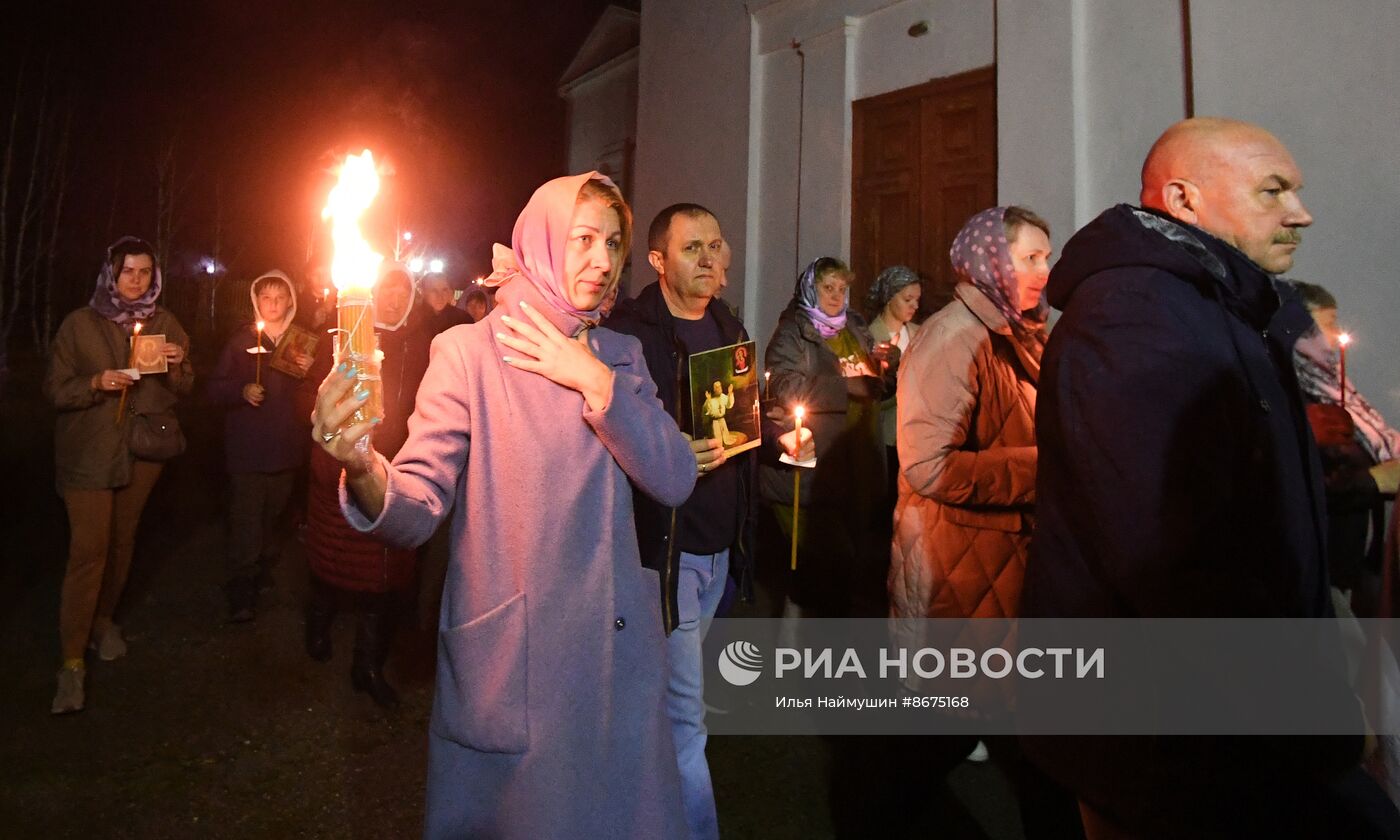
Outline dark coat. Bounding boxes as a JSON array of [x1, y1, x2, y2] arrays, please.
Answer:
[[1021, 204, 1367, 830], [759, 302, 891, 507], [297, 306, 432, 593], [428, 303, 473, 336], [206, 324, 310, 474], [606, 281, 757, 632], [759, 303, 893, 615]]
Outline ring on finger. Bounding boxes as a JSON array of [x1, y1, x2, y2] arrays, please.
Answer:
[[320, 428, 341, 444]]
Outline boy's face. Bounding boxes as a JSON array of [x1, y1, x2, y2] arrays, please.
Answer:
[[256, 284, 292, 323]]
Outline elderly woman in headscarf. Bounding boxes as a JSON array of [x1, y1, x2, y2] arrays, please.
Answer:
[[45, 236, 192, 714], [297, 261, 432, 709], [310, 173, 695, 838], [761, 256, 894, 618]]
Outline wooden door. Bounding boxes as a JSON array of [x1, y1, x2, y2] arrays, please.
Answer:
[[851, 66, 996, 318]]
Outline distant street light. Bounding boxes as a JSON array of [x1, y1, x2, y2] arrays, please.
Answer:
[[429, 258, 445, 274]]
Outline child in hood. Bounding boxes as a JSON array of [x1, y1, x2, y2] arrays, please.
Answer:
[[206, 270, 314, 621]]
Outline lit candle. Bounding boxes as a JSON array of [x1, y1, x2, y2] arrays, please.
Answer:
[[764, 370, 771, 399], [255, 320, 266, 387], [791, 405, 804, 571], [116, 322, 142, 423], [1338, 332, 1352, 406], [324, 150, 385, 435]]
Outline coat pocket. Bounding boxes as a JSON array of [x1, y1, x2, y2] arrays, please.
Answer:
[[940, 504, 1023, 533], [432, 591, 529, 754]]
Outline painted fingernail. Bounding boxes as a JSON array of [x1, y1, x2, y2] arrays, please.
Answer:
[[496, 332, 507, 341], [371, 417, 382, 425], [354, 387, 369, 401], [501, 315, 513, 324], [336, 362, 348, 373], [502, 355, 515, 363], [520, 301, 532, 309], [343, 367, 356, 379]]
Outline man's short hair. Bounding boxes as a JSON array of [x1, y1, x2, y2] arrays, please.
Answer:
[[1289, 280, 1336, 311], [647, 203, 717, 254]]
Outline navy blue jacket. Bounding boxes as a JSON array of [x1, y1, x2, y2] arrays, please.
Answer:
[[1021, 205, 1365, 828], [606, 281, 757, 633], [207, 323, 310, 474]]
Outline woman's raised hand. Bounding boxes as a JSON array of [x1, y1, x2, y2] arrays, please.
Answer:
[[310, 362, 379, 474], [498, 300, 614, 412]]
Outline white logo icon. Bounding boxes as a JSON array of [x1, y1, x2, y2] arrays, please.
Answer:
[[718, 640, 763, 686]]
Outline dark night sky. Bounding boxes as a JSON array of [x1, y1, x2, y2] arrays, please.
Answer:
[[2, 0, 619, 308]]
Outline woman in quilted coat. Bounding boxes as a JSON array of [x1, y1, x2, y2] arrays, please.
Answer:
[[888, 206, 1084, 837], [890, 206, 1050, 623]]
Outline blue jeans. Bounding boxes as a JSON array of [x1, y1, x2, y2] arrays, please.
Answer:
[[667, 549, 729, 840]]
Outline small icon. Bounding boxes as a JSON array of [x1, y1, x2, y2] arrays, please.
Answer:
[[718, 640, 763, 686]]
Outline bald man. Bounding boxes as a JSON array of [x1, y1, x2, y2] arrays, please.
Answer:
[[1021, 119, 1400, 837]]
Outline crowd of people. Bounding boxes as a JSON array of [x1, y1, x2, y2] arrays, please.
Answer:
[[41, 116, 1400, 838]]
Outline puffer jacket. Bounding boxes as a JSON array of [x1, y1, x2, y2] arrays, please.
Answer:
[[889, 283, 1038, 622], [297, 304, 432, 593]]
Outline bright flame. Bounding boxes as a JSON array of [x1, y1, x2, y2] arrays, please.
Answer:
[[323, 150, 383, 293], [1338, 332, 1353, 348], [408, 256, 425, 274], [402, 231, 413, 242], [429, 258, 445, 274], [794, 405, 805, 422], [256, 320, 266, 332], [133, 322, 143, 335]]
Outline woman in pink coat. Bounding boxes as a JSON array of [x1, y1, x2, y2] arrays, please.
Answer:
[[311, 173, 696, 838]]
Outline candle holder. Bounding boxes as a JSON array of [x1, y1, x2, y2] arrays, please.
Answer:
[[333, 289, 383, 435]]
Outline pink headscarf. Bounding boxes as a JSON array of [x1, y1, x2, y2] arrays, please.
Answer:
[[483, 171, 620, 337]]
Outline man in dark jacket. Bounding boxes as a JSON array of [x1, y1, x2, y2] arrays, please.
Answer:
[[421, 272, 473, 334], [606, 203, 756, 840], [1022, 118, 1398, 836]]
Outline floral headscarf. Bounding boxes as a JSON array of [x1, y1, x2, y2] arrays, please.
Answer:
[[949, 207, 1047, 326], [89, 236, 162, 328], [794, 258, 848, 339]]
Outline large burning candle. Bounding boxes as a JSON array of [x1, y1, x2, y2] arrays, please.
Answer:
[[1338, 332, 1352, 406], [791, 404, 804, 571], [116, 322, 142, 423], [323, 150, 385, 434]]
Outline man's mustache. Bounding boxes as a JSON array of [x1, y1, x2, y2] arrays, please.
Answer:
[[1274, 231, 1303, 245]]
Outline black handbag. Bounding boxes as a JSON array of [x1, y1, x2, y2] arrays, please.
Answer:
[[128, 409, 186, 461]]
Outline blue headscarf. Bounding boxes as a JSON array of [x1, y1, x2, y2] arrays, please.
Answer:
[[795, 258, 848, 339], [88, 236, 162, 328]]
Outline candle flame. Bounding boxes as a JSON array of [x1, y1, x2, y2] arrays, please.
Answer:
[[1338, 332, 1353, 348], [794, 405, 805, 421], [256, 320, 265, 331], [133, 322, 142, 335], [323, 150, 383, 293]]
